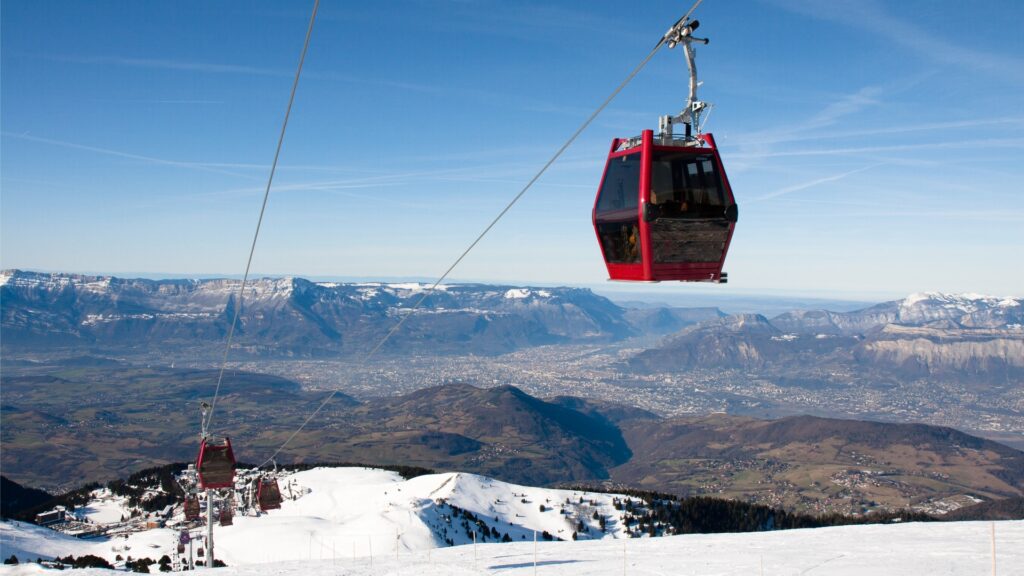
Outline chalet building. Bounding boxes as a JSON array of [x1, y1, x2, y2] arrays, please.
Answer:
[[34, 506, 67, 526]]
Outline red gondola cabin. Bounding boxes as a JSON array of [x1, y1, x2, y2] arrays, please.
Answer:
[[219, 505, 233, 526], [183, 496, 201, 521], [196, 436, 236, 490], [257, 477, 282, 511], [593, 129, 737, 282]]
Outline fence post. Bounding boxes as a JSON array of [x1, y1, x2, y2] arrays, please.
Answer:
[[623, 536, 627, 576], [534, 530, 538, 576], [991, 522, 996, 576]]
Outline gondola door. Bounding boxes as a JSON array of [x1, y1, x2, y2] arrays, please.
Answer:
[[593, 132, 651, 281]]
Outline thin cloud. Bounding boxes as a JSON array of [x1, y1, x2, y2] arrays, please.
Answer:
[[844, 209, 1024, 222], [416, 2, 646, 46], [766, 0, 1024, 84], [730, 137, 1024, 160], [48, 54, 442, 93], [2, 132, 260, 180], [804, 87, 883, 131], [731, 85, 887, 166], [735, 117, 1024, 148], [51, 55, 284, 76], [88, 99, 227, 105], [751, 165, 878, 203]]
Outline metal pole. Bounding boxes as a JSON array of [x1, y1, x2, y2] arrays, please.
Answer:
[[533, 530, 538, 576], [206, 491, 214, 568], [991, 522, 997, 576]]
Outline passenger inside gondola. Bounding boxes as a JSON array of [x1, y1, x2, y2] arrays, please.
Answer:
[[622, 224, 639, 262], [594, 153, 642, 265]]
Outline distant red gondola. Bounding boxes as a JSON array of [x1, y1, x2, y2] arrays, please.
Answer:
[[219, 504, 233, 526], [256, 477, 283, 511], [196, 436, 236, 490], [592, 17, 737, 283], [183, 495, 201, 521]]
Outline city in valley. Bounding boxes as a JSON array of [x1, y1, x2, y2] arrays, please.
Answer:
[[218, 342, 1023, 451]]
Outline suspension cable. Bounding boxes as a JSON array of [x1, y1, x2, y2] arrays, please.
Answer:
[[202, 0, 321, 437], [256, 1, 705, 467]]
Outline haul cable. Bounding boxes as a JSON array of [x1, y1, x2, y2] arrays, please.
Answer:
[[203, 0, 321, 437]]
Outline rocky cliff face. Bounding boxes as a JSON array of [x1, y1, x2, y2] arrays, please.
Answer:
[[855, 326, 1024, 376], [771, 292, 1023, 335], [629, 292, 1023, 381]]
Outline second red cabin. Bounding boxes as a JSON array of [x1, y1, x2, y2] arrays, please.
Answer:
[[196, 436, 236, 490], [593, 129, 737, 282], [256, 477, 282, 511]]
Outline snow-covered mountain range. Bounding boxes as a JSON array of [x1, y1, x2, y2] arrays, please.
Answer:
[[770, 291, 1023, 334], [631, 292, 1023, 377], [0, 270, 631, 356], [3, 269, 1020, 360]]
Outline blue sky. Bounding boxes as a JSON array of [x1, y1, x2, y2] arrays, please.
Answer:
[[3, 0, 1022, 299]]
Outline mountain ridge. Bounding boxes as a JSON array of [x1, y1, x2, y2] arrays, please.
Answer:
[[1, 270, 635, 357]]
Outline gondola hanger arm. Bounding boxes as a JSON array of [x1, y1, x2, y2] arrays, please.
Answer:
[[659, 18, 711, 143]]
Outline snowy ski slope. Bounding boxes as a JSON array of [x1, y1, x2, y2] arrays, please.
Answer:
[[1, 467, 1021, 575]]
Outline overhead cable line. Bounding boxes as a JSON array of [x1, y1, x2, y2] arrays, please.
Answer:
[[256, 0, 706, 467], [203, 0, 321, 437]]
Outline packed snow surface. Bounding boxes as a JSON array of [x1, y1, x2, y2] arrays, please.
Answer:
[[72, 489, 131, 525], [2, 520, 1021, 575], [2, 468, 1021, 575]]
